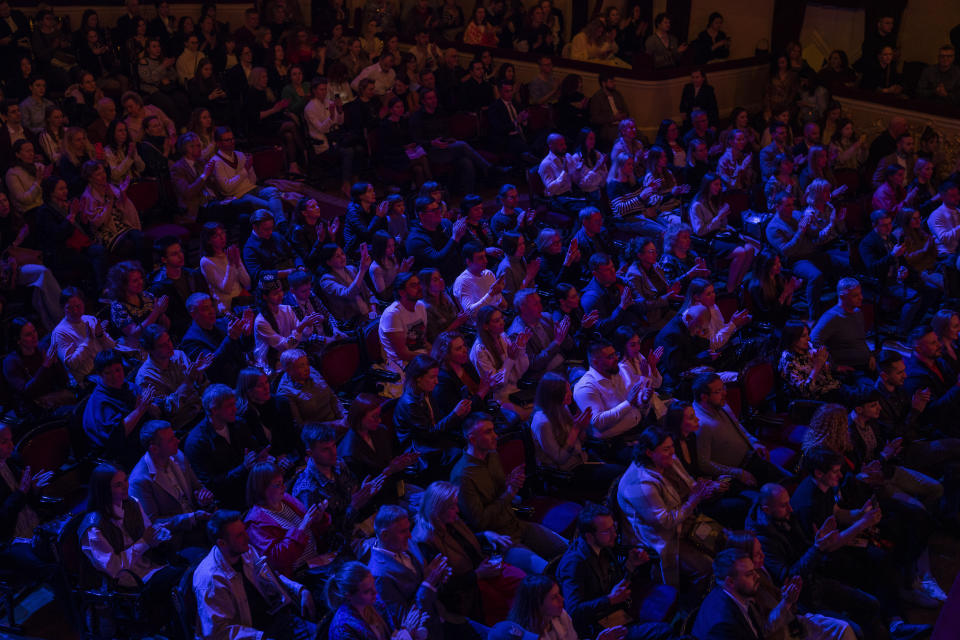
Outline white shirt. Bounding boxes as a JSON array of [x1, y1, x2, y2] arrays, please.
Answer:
[[52, 315, 117, 384], [539, 151, 574, 196], [928, 203, 960, 256], [200, 254, 251, 313], [350, 63, 396, 95], [573, 366, 646, 439], [452, 268, 501, 316], [570, 151, 608, 193], [378, 299, 429, 368], [210, 150, 258, 199], [304, 97, 344, 151], [80, 501, 166, 588]]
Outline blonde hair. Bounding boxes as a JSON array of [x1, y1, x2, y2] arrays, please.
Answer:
[[413, 481, 459, 537], [802, 403, 852, 455]]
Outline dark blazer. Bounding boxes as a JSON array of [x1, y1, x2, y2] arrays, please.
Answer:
[[179, 320, 246, 386], [128, 450, 205, 534], [588, 88, 629, 147], [183, 418, 262, 510], [858, 230, 896, 282], [343, 201, 387, 257], [654, 313, 711, 391], [679, 83, 718, 125], [393, 388, 462, 468], [745, 508, 825, 588], [579, 278, 643, 338], [149, 267, 209, 340], [368, 546, 440, 635], [903, 356, 960, 429], [691, 587, 762, 640], [339, 425, 404, 502], [242, 232, 302, 285], [486, 98, 526, 153], [555, 537, 634, 638], [405, 220, 461, 284]]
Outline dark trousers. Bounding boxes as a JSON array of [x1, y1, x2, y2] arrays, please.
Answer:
[[0, 541, 80, 627], [790, 252, 850, 320], [813, 576, 888, 640], [262, 606, 318, 640]]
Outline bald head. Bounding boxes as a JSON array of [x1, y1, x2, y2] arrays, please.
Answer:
[[890, 117, 908, 137], [548, 133, 566, 154], [759, 483, 792, 520]]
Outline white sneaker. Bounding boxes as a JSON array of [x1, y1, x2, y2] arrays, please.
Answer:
[[919, 574, 948, 602]]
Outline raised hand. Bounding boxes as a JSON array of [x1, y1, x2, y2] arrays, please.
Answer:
[[814, 515, 842, 552], [647, 346, 664, 369], [583, 309, 601, 328], [453, 398, 472, 417], [424, 555, 451, 587], [554, 316, 570, 345], [608, 577, 631, 604]]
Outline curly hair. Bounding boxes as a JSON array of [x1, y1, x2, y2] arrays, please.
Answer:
[[802, 403, 851, 455]]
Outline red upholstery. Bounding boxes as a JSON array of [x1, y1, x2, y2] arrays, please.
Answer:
[[318, 342, 361, 390], [126, 180, 159, 212], [252, 147, 286, 181]]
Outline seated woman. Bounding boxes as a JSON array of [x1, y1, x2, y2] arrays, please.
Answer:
[[5, 139, 45, 217], [616, 427, 726, 594], [244, 66, 304, 175], [798, 146, 836, 194], [606, 152, 662, 237], [718, 107, 760, 155], [623, 236, 681, 332], [369, 230, 411, 301], [226, 369, 294, 471], [275, 348, 346, 429], [716, 129, 755, 191], [394, 355, 470, 480], [286, 197, 334, 273], [340, 393, 418, 505], [199, 222, 252, 313], [253, 273, 324, 374], [57, 127, 93, 197], [78, 160, 151, 279], [79, 463, 183, 632], [610, 118, 645, 176], [419, 268, 468, 343], [829, 118, 867, 172], [569, 128, 607, 206], [896, 208, 944, 295], [431, 330, 514, 429], [326, 561, 429, 640], [657, 223, 710, 294], [413, 481, 524, 625], [777, 321, 844, 402], [534, 227, 583, 292], [802, 179, 846, 253], [496, 232, 535, 308], [873, 165, 916, 216], [654, 118, 688, 169], [316, 243, 376, 331], [106, 260, 170, 351], [747, 253, 800, 329], [378, 97, 431, 188], [104, 120, 145, 189], [681, 278, 751, 358], [244, 461, 334, 601], [2, 317, 72, 418], [932, 309, 960, 374], [531, 372, 623, 497], [471, 305, 532, 420], [642, 146, 688, 223], [35, 176, 98, 287], [689, 173, 757, 293], [907, 158, 941, 216], [136, 115, 174, 180], [614, 325, 667, 414], [763, 153, 799, 212]]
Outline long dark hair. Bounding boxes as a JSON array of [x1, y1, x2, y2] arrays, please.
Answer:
[[476, 305, 505, 368], [508, 575, 557, 635], [534, 372, 572, 444], [574, 127, 599, 167], [86, 462, 124, 517]]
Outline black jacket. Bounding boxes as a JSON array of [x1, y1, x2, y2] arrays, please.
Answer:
[[242, 232, 301, 285], [692, 587, 762, 640], [654, 313, 711, 391], [183, 418, 263, 510], [179, 320, 246, 386], [149, 267, 209, 340]]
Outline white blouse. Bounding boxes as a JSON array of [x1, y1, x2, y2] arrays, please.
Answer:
[[80, 501, 166, 588], [200, 254, 252, 313]]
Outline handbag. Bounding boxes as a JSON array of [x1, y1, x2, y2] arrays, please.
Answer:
[[681, 513, 726, 555]]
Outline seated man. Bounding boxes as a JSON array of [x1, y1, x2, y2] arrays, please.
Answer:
[[927, 181, 960, 259], [539, 133, 588, 218], [129, 420, 215, 558], [790, 449, 932, 639], [508, 288, 574, 383], [180, 293, 251, 385], [275, 349, 345, 428], [409, 87, 493, 194], [83, 349, 158, 469], [242, 209, 303, 286], [746, 482, 886, 640], [52, 287, 117, 386], [766, 192, 847, 322], [453, 242, 506, 319], [292, 423, 385, 554], [580, 253, 645, 338], [859, 210, 930, 339], [368, 505, 447, 637], [916, 45, 960, 104], [487, 80, 537, 166], [149, 236, 209, 340], [573, 340, 652, 464], [379, 271, 431, 376], [572, 207, 617, 279], [406, 196, 466, 284], [169, 132, 216, 223], [194, 511, 318, 640], [490, 184, 538, 245], [871, 132, 914, 189], [903, 326, 960, 432], [207, 126, 284, 223], [135, 324, 208, 433], [759, 121, 791, 182], [555, 503, 674, 640], [184, 384, 267, 510], [451, 413, 568, 574], [693, 373, 792, 486], [810, 278, 875, 375], [653, 303, 713, 392]]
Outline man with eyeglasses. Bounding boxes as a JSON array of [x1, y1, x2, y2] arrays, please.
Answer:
[[207, 125, 285, 225], [917, 45, 960, 104], [573, 340, 653, 464], [406, 195, 468, 283], [556, 503, 674, 640]]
